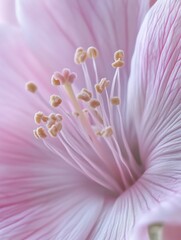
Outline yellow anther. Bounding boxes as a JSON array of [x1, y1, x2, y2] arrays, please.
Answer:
[[34, 112, 43, 124], [36, 127, 47, 139], [25, 82, 38, 93], [48, 125, 58, 137], [49, 95, 62, 107], [87, 46, 99, 58], [55, 122, 62, 131], [75, 47, 84, 53], [51, 74, 61, 86], [46, 119, 55, 129], [42, 115, 49, 122], [49, 113, 57, 121], [77, 88, 92, 102], [95, 78, 110, 94], [55, 114, 63, 121], [74, 47, 87, 64], [110, 97, 121, 105], [114, 50, 124, 61], [48, 122, 62, 137], [112, 59, 124, 68], [89, 99, 100, 108], [101, 126, 113, 137]]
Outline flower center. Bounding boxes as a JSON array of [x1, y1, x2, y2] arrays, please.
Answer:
[[26, 46, 143, 195]]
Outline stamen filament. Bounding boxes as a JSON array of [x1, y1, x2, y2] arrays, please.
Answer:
[[63, 82, 99, 144]]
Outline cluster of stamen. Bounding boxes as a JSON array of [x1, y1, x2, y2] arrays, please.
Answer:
[[26, 46, 124, 140], [33, 112, 63, 138], [26, 46, 146, 195]]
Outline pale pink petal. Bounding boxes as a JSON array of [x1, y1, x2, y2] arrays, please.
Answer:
[[127, 0, 181, 193], [0, 26, 105, 239], [0, 0, 18, 24], [16, 0, 152, 89]]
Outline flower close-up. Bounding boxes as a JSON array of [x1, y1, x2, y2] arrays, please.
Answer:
[[0, 0, 181, 239]]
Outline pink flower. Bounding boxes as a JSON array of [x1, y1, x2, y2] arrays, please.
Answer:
[[0, 0, 180, 239]]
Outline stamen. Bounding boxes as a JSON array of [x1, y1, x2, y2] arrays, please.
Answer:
[[29, 46, 143, 192], [95, 78, 110, 94], [74, 47, 87, 64], [100, 126, 113, 137], [89, 99, 101, 108], [51, 72, 61, 86], [42, 115, 49, 122], [25, 82, 38, 93], [112, 59, 124, 68], [77, 88, 92, 102], [114, 50, 124, 61], [48, 122, 62, 137], [56, 114, 63, 121], [46, 113, 62, 129], [110, 97, 121, 105], [112, 49, 125, 68], [87, 46, 99, 59], [49, 113, 57, 121], [49, 95, 62, 107], [36, 127, 47, 139], [34, 111, 43, 124]]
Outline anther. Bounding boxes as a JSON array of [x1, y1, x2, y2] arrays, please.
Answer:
[[95, 78, 110, 94], [89, 99, 101, 108], [42, 115, 49, 122], [25, 82, 38, 93], [34, 111, 43, 124], [112, 59, 124, 68], [100, 126, 113, 137], [74, 47, 87, 64], [36, 127, 47, 139], [51, 72, 62, 86], [55, 114, 63, 121], [114, 50, 124, 61], [77, 88, 92, 102], [48, 122, 62, 137], [87, 46, 99, 58], [46, 113, 56, 128], [110, 97, 121, 105], [49, 95, 62, 107]]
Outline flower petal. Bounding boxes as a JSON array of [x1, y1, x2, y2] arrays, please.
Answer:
[[0, 0, 18, 24], [0, 26, 105, 239], [127, 0, 181, 187], [16, 0, 152, 87]]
